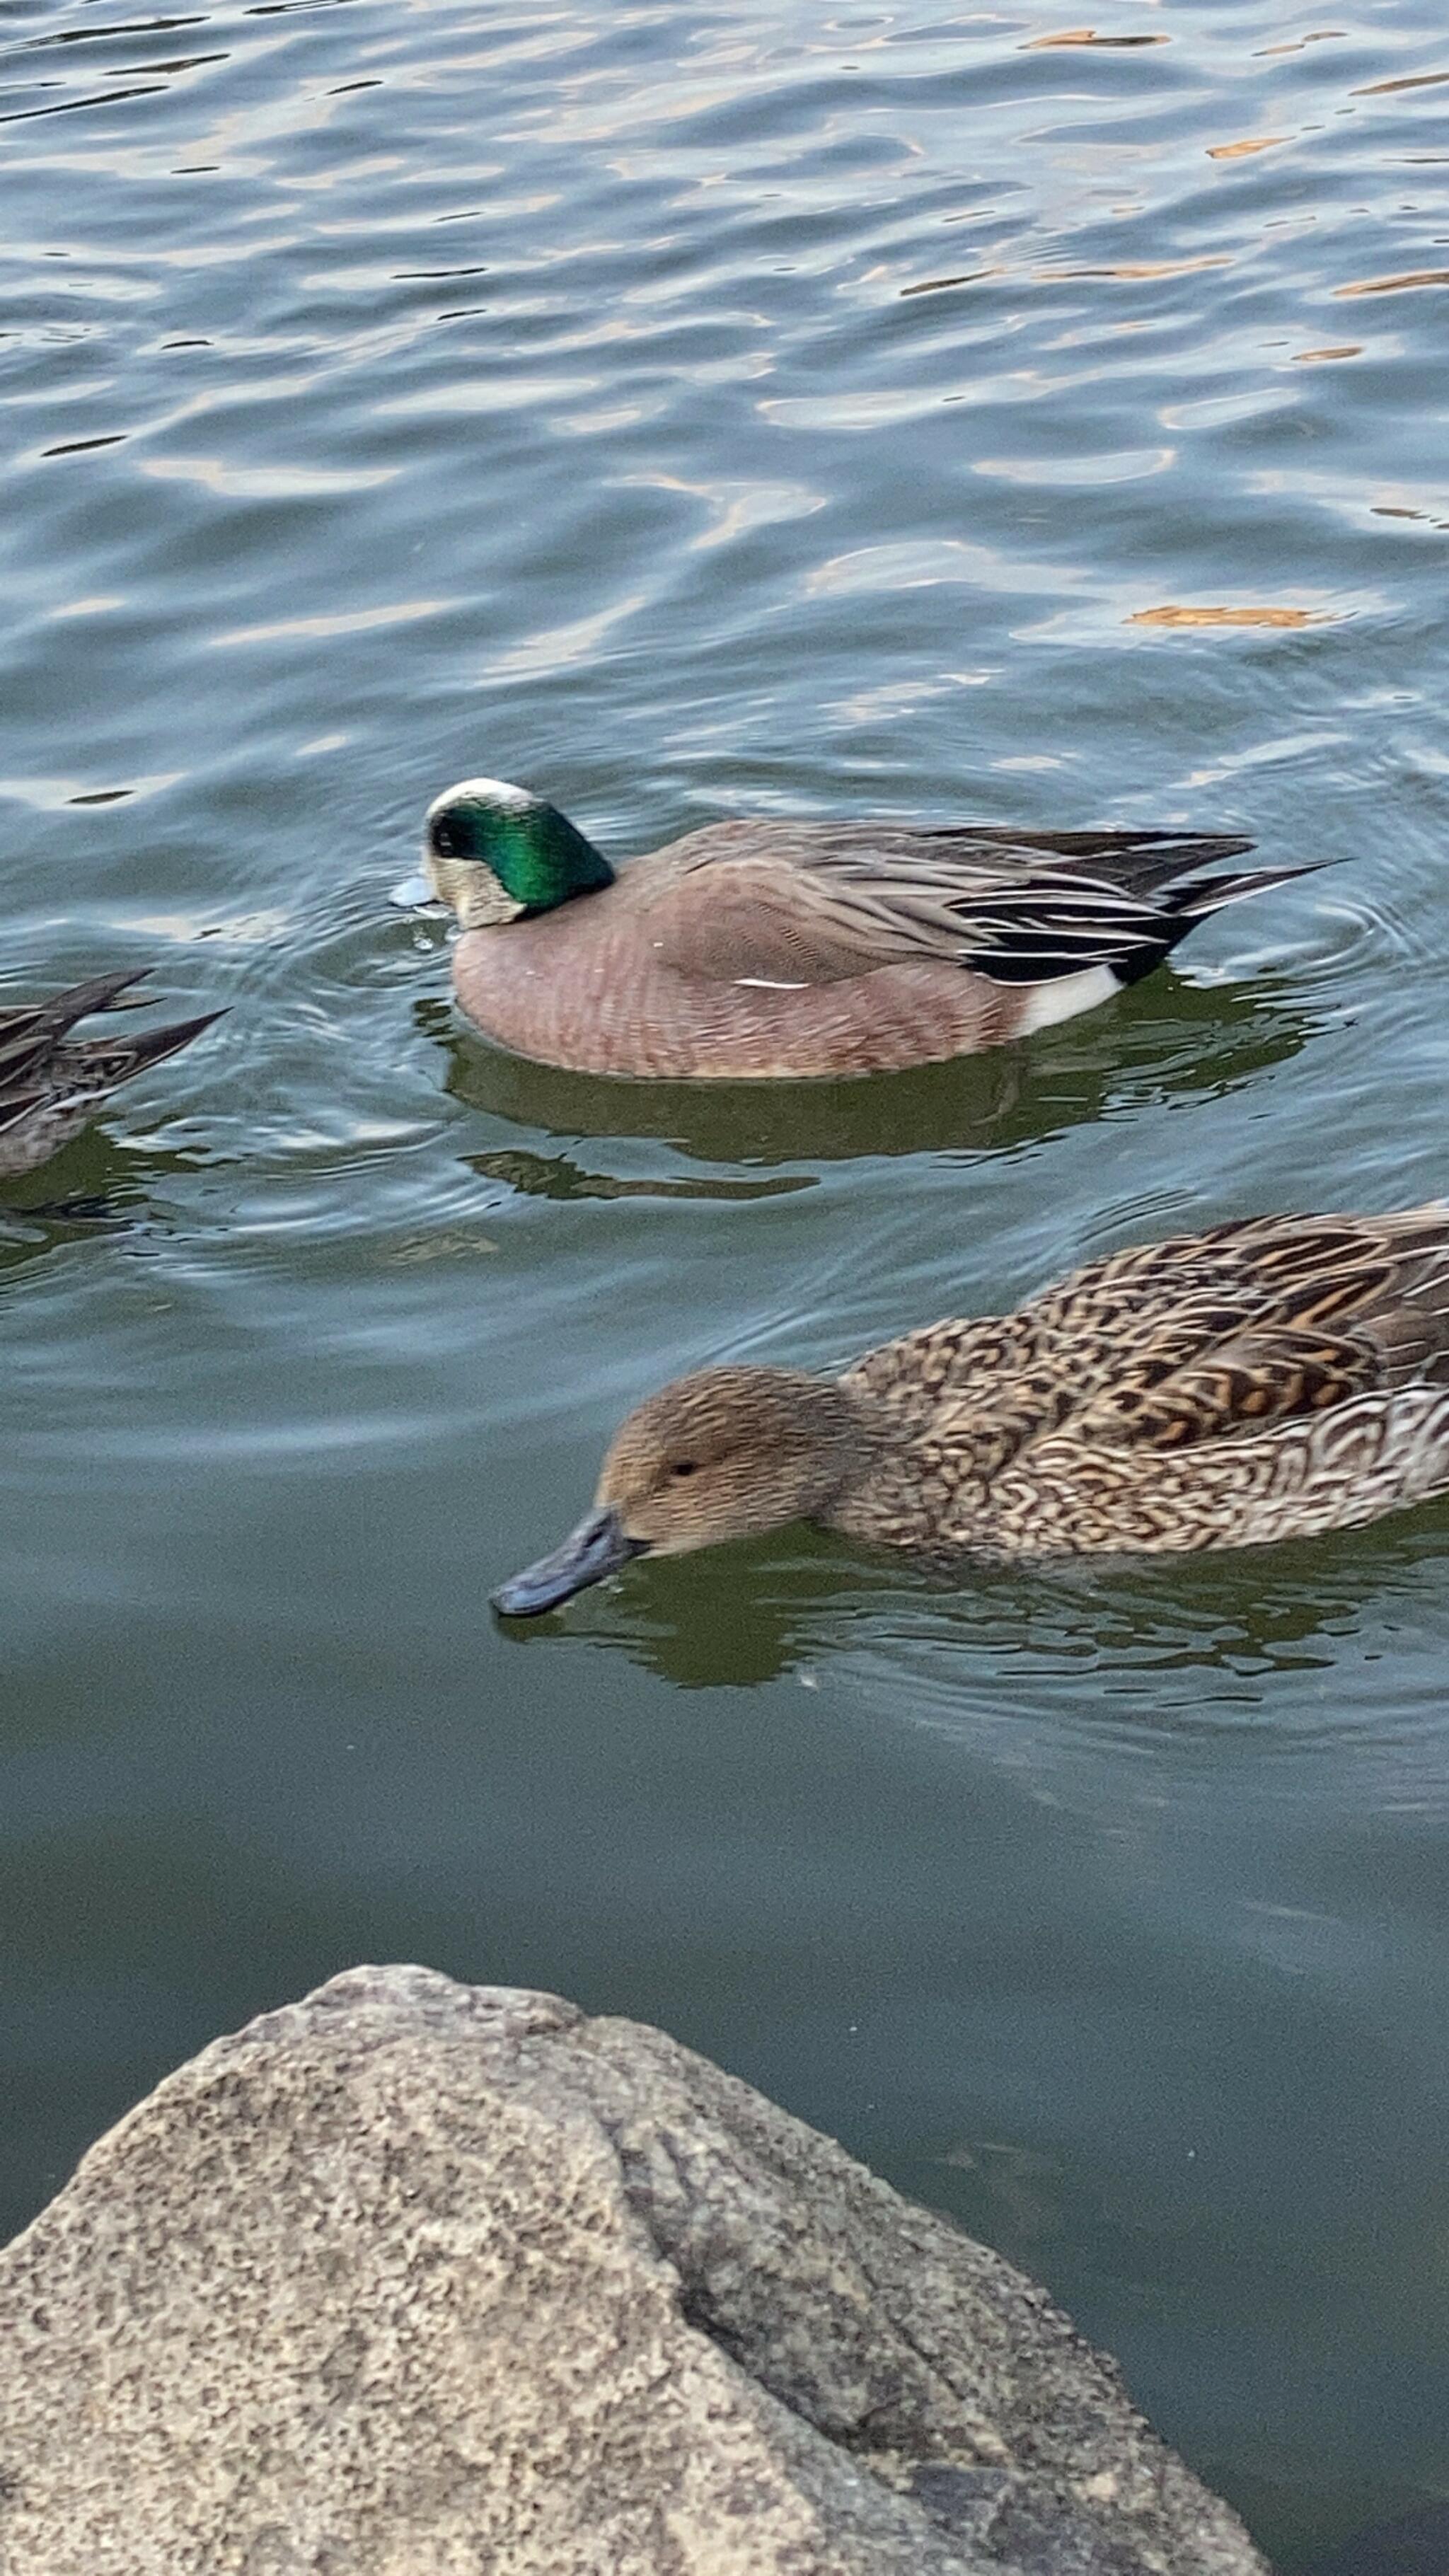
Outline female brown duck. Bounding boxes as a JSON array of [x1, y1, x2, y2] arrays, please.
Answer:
[[0, 969, 222, 1177], [495, 1204, 1449, 1613], [408, 777, 1313, 1080]]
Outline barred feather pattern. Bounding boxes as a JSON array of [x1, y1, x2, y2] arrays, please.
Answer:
[[0, 971, 222, 1177], [838, 1206, 1449, 1556], [497, 1207, 1449, 1614]]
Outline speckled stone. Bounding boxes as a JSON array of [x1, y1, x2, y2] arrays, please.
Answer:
[[0, 1965, 1270, 2576]]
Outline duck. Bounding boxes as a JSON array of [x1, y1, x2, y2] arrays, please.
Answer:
[[493, 1203, 1449, 1612], [403, 777, 1316, 1080], [0, 969, 224, 1178]]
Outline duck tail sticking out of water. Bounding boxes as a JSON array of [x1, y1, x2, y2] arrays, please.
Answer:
[[913, 833, 1326, 1026], [0, 968, 226, 1176], [1092, 843, 1327, 990]]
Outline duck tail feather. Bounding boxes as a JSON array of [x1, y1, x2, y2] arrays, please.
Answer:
[[105, 1007, 227, 1079], [0, 1090, 46, 1136], [1170, 858, 1328, 922], [41, 967, 157, 1031]]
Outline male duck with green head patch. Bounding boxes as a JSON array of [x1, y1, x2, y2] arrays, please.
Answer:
[[400, 774, 1317, 1082]]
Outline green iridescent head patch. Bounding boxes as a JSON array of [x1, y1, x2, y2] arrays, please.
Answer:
[[425, 779, 613, 915]]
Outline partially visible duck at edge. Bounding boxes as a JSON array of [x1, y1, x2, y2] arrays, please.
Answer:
[[0, 969, 224, 1179], [495, 1204, 1449, 1614], [403, 775, 1319, 1081]]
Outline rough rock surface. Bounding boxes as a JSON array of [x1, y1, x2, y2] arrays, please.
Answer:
[[0, 1965, 1269, 2576]]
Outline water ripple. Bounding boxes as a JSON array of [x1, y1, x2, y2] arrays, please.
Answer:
[[5, 3, 1449, 2551]]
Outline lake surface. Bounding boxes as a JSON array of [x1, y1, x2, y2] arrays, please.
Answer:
[[4, 0, 1449, 2559]]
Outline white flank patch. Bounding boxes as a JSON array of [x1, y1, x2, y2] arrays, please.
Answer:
[[1017, 963, 1123, 1034], [734, 976, 810, 991]]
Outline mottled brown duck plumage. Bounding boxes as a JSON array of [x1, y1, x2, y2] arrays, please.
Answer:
[[495, 1206, 1449, 1612], [0, 969, 224, 1178], [414, 778, 1317, 1080]]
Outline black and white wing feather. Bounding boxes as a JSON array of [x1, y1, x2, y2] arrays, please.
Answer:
[[662, 819, 1319, 988]]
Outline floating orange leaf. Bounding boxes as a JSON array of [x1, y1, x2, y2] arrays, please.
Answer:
[[1130, 606, 1329, 630], [1293, 344, 1362, 363], [1207, 135, 1286, 158]]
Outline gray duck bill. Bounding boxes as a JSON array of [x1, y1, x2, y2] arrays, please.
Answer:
[[388, 871, 441, 910], [492, 1505, 647, 1617]]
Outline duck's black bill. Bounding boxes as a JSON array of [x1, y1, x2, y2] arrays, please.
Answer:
[[492, 1506, 647, 1618]]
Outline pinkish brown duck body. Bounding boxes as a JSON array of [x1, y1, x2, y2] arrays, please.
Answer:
[[410, 777, 1317, 1081]]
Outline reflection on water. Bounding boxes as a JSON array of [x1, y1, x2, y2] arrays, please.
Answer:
[[0, 1128, 212, 1276], [496, 1510, 1449, 1712], [5, 0, 1449, 2564], [1304, 2503, 1449, 2576], [466, 1147, 812, 1206], [0, 1196, 138, 1265]]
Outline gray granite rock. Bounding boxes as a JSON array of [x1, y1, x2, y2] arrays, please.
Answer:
[[0, 1965, 1269, 2576]]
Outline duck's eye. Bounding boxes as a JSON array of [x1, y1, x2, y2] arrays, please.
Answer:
[[670, 1460, 699, 1480], [432, 823, 458, 856]]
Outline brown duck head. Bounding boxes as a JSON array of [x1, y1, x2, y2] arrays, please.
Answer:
[[492, 1365, 873, 1617]]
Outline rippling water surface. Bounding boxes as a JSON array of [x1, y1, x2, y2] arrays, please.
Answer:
[[5, 0, 1449, 2557]]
